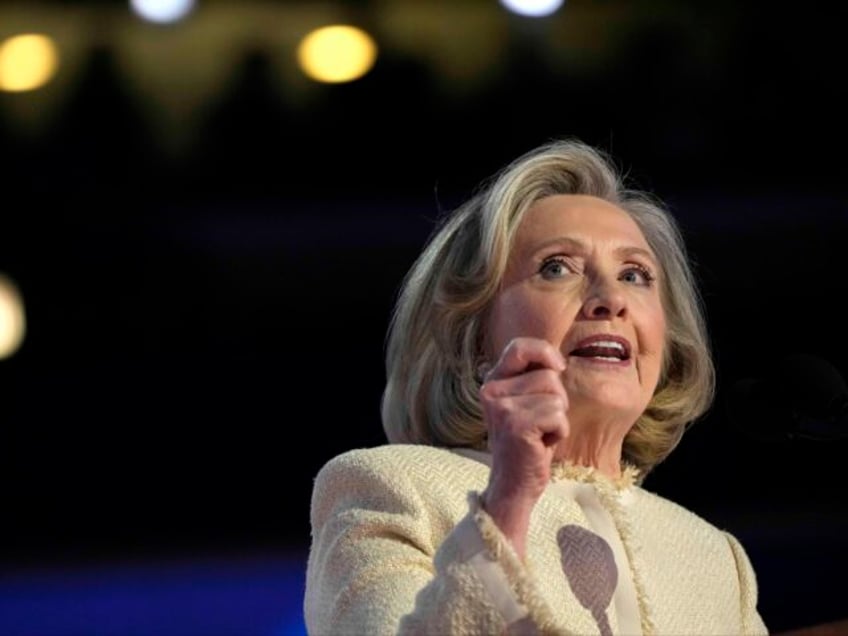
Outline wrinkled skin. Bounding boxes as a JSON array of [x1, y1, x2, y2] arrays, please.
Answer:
[[479, 195, 666, 559]]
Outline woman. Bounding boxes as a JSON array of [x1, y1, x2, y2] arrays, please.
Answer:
[[304, 139, 767, 635]]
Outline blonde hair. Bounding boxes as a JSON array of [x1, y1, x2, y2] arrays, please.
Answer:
[[381, 138, 714, 477]]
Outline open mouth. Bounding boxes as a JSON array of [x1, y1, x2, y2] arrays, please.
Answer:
[[570, 339, 631, 362]]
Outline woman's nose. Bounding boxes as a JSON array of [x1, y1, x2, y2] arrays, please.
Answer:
[[581, 279, 627, 319]]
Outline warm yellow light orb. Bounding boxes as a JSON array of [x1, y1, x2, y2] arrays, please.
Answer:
[[0, 33, 60, 93], [296, 25, 377, 84], [0, 274, 26, 359]]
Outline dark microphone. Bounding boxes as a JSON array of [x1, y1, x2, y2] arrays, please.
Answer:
[[726, 354, 848, 442]]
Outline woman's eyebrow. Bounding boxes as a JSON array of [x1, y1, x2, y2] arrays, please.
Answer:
[[529, 236, 586, 256], [529, 238, 657, 267], [615, 246, 659, 268]]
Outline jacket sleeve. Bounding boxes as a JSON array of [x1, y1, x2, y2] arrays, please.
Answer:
[[724, 532, 769, 635], [303, 450, 562, 636]]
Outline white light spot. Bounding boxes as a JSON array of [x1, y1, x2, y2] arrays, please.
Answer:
[[130, 0, 196, 24], [500, 0, 565, 18]]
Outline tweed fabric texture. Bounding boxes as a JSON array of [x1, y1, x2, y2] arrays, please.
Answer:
[[304, 444, 768, 635]]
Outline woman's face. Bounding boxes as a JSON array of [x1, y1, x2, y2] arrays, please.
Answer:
[[486, 194, 667, 427]]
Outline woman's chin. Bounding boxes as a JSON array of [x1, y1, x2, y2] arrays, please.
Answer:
[[567, 394, 645, 430]]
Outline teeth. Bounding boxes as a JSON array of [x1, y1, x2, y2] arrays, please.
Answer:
[[590, 340, 624, 352]]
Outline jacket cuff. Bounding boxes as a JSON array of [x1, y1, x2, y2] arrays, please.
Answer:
[[448, 491, 560, 634]]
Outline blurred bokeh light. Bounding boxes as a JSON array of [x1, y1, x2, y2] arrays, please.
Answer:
[[0, 273, 26, 359], [130, 0, 196, 24], [296, 25, 377, 84], [0, 33, 59, 92], [500, 0, 565, 18]]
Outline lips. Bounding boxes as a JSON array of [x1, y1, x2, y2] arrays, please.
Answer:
[[569, 335, 631, 361]]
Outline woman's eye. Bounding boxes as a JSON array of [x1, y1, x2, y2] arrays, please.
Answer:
[[540, 258, 572, 279], [621, 266, 655, 286]]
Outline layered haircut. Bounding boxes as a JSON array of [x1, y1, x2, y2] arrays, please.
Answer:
[[381, 138, 714, 477]]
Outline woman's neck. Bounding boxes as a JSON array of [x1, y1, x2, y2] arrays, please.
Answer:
[[555, 423, 627, 479]]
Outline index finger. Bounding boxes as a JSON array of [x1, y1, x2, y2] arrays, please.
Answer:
[[486, 337, 566, 382]]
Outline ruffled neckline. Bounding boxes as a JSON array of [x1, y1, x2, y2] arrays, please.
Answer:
[[549, 460, 640, 491], [449, 447, 640, 492]]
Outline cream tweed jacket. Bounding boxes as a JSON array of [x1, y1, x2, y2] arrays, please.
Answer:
[[304, 444, 768, 635]]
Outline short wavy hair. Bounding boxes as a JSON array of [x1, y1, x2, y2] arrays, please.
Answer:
[[380, 138, 714, 478]]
